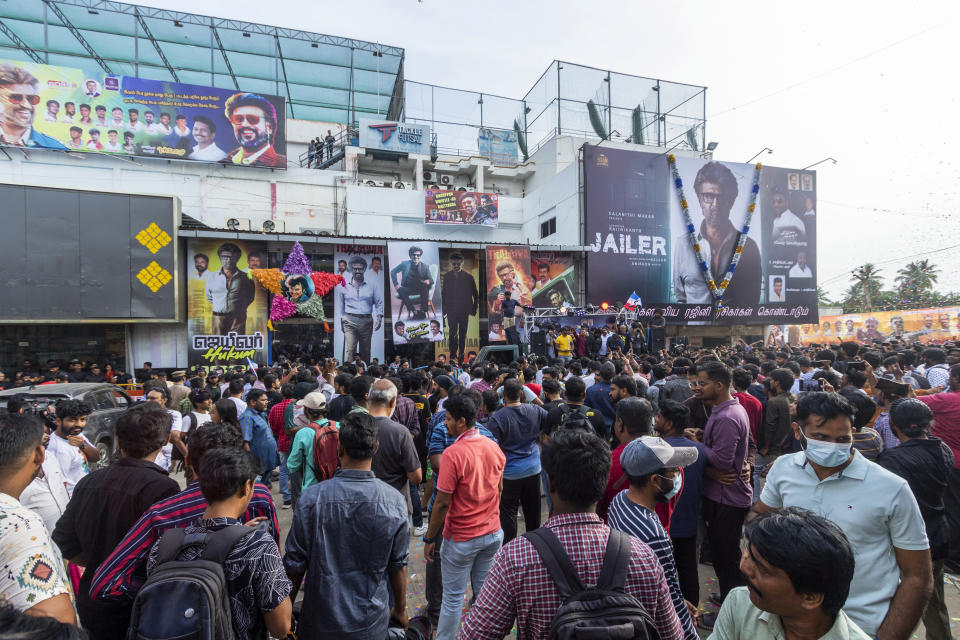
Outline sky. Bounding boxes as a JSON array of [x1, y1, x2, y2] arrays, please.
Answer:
[[132, 0, 960, 300]]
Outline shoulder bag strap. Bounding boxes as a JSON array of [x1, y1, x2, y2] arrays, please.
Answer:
[[522, 527, 585, 599], [154, 527, 188, 565], [597, 529, 631, 590], [200, 524, 255, 564]]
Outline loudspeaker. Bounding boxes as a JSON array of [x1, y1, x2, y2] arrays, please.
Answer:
[[530, 332, 547, 347]]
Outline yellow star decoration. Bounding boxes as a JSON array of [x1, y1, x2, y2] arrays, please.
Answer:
[[135, 223, 172, 254], [136, 261, 172, 292]]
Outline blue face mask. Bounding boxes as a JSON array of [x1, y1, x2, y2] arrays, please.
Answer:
[[656, 473, 683, 501], [801, 433, 852, 467]]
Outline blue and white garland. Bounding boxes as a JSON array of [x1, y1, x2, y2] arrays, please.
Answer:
[[668, 154, 763, 308]]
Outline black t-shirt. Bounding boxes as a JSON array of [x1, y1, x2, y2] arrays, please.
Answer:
[[266, 389, 284, 409], [544, 402, 607, 439], [370, 416, 421, 502], [502, 298, 519, 318]]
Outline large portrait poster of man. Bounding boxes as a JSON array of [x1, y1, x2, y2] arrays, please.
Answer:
[[485, 245, 532, 342], [333, 245, 385, 365], [187, 240, 268, 369], [388, 241, 443, 345], [436, 249, 480, 363], [531, 251, 577, 310]]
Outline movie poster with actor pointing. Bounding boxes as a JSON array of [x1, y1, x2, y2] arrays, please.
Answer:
[[387, 241, 443, 344]]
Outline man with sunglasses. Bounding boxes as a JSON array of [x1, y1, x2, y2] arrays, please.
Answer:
[[391, 245, 435, 320], [0, 64, 67, 149], [223, 92, 286, 168]]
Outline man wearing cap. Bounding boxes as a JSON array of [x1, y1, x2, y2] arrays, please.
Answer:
[[167, 371, 190, 411], [609, 436, 700, 640], [286, 391, 336, 491]]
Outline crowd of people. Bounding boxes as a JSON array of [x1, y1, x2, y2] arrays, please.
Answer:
[[1, 332, 959, 640]]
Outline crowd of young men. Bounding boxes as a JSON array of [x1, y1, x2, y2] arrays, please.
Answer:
[[1, 333, 959, 639]]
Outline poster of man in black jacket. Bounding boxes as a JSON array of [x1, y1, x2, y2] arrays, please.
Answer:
[[441, 252, 478, 363]]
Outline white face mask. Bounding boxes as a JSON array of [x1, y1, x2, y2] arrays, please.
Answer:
[[800, 433, 853, 467], [656, 473, 683, 501]]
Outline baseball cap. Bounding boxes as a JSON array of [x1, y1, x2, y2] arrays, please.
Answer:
[[620, 436, 699, 476], [296, 391, 327, 410]]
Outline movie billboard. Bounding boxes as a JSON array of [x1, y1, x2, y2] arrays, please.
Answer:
[[387, 241, 443, 345], [486, 245, 532, 342], [790, 307, 960, 346], [333, 245, 385, 364], [436, 249, 481, 363], [187, 240, 269, 370], [478, 127, 519, 165], [583, 145, 818, 324], [425, 189, 499, 227], [531, 251, 578, 310], [0, 58, 287, 168]]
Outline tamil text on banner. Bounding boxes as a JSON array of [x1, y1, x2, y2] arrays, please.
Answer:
[[187, 240, 269, 370], [478, 127, 519, 165], [485, 245, 532, 342], [425, 189, 499, 227], [333, 245, 385, 364], [1, 58, 287, 168], [387, 241, 443, 344], [531, 251, 577, 310], [436, 249, 480, 363], [792, 307, 960, 345], [583, 144, 818, 325]]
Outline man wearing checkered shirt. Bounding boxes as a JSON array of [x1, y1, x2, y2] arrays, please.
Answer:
[[458, 430, 683, 640]]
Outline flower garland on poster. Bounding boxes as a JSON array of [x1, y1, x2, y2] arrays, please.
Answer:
[[250, 241, 343, 328], [668, 154, 762, 308]]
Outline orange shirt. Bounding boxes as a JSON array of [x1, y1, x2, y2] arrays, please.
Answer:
[[437, 429, 506, 542]]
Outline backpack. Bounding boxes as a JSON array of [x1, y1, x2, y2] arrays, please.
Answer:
[[310, 420, 340, 482], [556, 404, 596, 435], [523, 527, 657, 640], [128, 525, 253, 640]]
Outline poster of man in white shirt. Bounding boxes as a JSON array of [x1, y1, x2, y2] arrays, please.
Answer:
[[788, 251, 813, 278], [334, 247, 385, 364]]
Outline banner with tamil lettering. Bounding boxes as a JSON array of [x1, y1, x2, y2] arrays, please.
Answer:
[[187, 240, 269, 370], [0, 58, 287, 167]]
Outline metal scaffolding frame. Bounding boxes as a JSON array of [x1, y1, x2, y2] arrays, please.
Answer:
[[41, 0, 112, 73]]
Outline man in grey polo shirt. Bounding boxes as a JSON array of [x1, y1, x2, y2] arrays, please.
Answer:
[[750, 392, 931, 640]]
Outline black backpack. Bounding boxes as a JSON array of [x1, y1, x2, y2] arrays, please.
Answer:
[[128, 525, 254, 640], [556, 404, 596, 435], [523, 527, 658, 640]]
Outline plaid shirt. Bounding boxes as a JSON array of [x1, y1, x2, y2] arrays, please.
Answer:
[[392, 395, 421, 437], [457, 512, 683, 640], [268, 398, 293, 452]]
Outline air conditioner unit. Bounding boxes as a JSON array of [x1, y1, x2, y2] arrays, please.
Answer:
[[261, 220, 285, 233], [225, 217, 251, 231], [392, 181, 406, 189], [363, 179, 380, 187], [439, 174, 454, 186], [423, 170, 436, 182], [299, 227, 331, 236], [465, 185, 476, 192], [456, 187, 467, 192]]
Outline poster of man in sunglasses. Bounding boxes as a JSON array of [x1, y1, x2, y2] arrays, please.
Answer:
[[0, 64, 67, 149], [222, 92, 287, 168]]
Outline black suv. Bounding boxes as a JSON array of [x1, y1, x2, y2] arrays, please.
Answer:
[[0, 382, 133, 468]]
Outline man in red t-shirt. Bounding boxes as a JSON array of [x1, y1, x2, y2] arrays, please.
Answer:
[[919, 364, 960, 569], [422, 393, 505, 640], [599, 397, 658, 523]]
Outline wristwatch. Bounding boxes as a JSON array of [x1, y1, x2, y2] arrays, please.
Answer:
[[422, 534, 438, 544]]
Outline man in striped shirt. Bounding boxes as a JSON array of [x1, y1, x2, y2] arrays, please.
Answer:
[[608, 436, 701, 640], [90, 422, 279, 603]]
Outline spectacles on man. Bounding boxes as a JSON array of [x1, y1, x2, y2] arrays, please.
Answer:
[[4, 93, 41, 106], [412, 253, 422, 258], [230, 113, 261, 126], [698, 193, 723, 204]]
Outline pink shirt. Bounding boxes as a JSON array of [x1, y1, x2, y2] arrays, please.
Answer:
[[920, 390, 960, 468], [437, 428, 505, 542]]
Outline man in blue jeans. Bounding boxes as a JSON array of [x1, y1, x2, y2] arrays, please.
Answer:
[[423, 393, 505, 640]]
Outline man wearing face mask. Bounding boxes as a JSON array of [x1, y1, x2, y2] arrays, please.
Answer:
[[0, 413, 76, 624], [608, 435, 701, 640], [751, 392, 932, 640]]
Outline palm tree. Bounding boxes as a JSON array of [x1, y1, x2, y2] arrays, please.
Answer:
[[850, 263, 884, 311], [895, 260, 939, 306]]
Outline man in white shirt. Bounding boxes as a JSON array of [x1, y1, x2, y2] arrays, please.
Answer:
[[751, 392, 932, 638], [0, 413, 75, 624], [126, 108, 144, 132], [109, 107, 125, 129], [172, 114, 190, 138], [770, 189, 806, 243], [44, 399, 99, 497], [143, 385, 182, 471], [43, 99, 60, 122], [788, 251, 812, 278], [59, 102, 76, 123], [20, 427, 70, 534], [189, 115, 228, 161], [102, 129, 122, 152]]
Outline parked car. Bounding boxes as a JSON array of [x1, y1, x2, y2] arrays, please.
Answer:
[[0, 383, 133, 469]]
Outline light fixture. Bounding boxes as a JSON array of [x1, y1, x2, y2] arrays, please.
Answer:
[[311, 42, 318, 48], [242, 32, 251, 38], [262, 220, 275, 232], [746, 147, 773, 163], [226, 218, 240, 231], [706, 141, 719, 152], [173, 20, 183, 27], [600, 302, 610, 311], [585, 303, 595, 313], [576, 308, 585, 318], [802, 157, 838, 170], [559, 306, 568, 315]]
